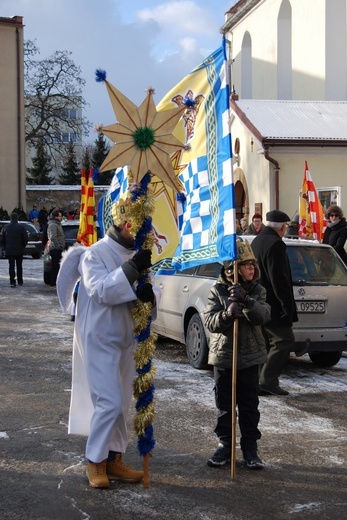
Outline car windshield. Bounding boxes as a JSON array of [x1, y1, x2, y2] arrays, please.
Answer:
[[63, 226, 79, 240], [286, 245, 347, 286], [193, 246, 347, 286]]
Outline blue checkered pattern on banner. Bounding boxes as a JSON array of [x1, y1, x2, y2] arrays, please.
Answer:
[[171, 41, 236, 271], [97, 168, 128, 237]]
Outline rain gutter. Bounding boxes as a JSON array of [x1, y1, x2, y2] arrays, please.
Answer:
[[16, 26, 23, 208], [220, 0, 263, 34]]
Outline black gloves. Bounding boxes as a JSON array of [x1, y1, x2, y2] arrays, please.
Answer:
[[228, 283, 250, 305], [222, 301, 245, 320], [131, 249, 152, 272], [137, 283, 155, 304]]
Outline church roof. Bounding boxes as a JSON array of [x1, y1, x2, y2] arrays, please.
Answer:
[[230, 99, 347, 144]]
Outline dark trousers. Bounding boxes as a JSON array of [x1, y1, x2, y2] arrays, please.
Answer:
[[50, 249, 62, 286], [213, 364, 261, 453], [8, 255, 23, 285], [260, 325, 295, 387]]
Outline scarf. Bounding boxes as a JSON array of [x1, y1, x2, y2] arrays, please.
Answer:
[[107, 225, 135, 250]]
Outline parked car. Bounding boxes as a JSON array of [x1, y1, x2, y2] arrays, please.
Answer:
[[43, 220, 100, 284], [152, 238, 347, 369], [0, 220, 43, 259], [61, 220, 101, 250]]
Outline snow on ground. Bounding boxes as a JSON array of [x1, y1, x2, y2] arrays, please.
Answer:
[[1, 258, 347, 470]]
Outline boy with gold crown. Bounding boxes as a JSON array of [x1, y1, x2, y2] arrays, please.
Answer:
[[204, 239, 270, 470]]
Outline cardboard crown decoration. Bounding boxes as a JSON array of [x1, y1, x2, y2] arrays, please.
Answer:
[[223, 239, 255, 269], [112, 193, 132, 225]]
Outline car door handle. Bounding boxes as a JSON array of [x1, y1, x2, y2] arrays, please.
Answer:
[[158, 283, 164, 289], [183, 286, 189, 292]]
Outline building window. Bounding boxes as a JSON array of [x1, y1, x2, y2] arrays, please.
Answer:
[[317, 187, 341, 211], [241, 32, 252, 98], [277, 0, 292, 99], [68, 109, 77, 120]]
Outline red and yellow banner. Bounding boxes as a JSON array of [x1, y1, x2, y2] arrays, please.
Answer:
[[77, 168, 97, 247], [299, 161, 327, 241]]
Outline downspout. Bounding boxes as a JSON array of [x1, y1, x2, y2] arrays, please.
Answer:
[[16, 26, 22, 208], [264, 146, 280, 209]]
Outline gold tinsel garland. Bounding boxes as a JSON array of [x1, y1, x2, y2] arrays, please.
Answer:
[[128, 170, 158, 441]]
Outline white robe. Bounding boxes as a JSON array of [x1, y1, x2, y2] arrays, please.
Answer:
[[68, 235, 141, 463]]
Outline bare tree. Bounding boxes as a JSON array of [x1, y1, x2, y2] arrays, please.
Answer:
[[24, 40, 91, 164]]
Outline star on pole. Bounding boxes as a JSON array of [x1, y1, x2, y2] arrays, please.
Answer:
[[98, 80, 186, 193]]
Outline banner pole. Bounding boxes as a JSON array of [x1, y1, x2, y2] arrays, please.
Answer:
[[231, 261, 238, 481]]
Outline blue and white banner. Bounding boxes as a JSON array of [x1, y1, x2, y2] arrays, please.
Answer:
[[157, 39, 237, 270], [97, 167, 128, 237], [98, 39, 237, 272]]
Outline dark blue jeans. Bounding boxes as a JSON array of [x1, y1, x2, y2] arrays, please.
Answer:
[[213, 364, 261, 452], [8, 255, 23, 285]]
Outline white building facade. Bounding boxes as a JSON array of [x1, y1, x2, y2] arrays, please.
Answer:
[[221, 0, 347, 222]]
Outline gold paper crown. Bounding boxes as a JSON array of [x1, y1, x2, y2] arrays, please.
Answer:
[[236, 239, 255, 263], [223, 239, 255, 269], [112, 193, 132, 225]]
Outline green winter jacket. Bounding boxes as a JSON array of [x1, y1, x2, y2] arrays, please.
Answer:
[[204, 270, 270, 370]]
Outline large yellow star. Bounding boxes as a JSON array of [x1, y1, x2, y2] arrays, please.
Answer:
[[99, 82, 186, 192]]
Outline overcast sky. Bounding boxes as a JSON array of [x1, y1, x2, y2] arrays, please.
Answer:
[[1, 0, 236, 142]]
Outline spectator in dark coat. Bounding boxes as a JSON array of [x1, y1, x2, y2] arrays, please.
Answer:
[[251, 210, 298, 396], [322, 205, 347, 265], [47, 209, 65, 287], [1, 212, 28, 287], [38, 207, 48, 231], [243, 213, 265, 235], [285, 214, 299, 238]]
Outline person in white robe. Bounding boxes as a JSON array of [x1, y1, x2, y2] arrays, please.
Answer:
[[58, 209, 156, 488]]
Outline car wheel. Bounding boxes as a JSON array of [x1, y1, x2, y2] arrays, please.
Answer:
[[32, 253, 41, 259], [44, 270, 51, 285], [308, 351, 342, 368], [185, 314, 209, 369]]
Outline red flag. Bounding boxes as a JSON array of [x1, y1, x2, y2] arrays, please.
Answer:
[[77, 168, 97, 247], [299, 161, 327, 241]]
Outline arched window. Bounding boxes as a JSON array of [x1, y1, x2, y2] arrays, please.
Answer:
[[241, 32, 252, 98], [277, 0, 292, 99], [326, 0, 346, 100]]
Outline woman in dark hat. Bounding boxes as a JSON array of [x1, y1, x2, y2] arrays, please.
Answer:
[[323, 205, 347, 264]]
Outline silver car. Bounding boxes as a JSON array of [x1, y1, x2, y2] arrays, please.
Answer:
[[152, 238, 347, 369]]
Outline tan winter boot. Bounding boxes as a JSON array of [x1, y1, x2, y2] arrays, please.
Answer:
[[106, 454, 144, 483], [86, 460, 110, 488]]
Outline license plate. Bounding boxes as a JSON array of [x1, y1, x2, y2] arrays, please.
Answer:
[[295, 301, 325, 313]]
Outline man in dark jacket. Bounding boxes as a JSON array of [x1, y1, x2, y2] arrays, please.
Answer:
[[251, 210, 298, 396], [1, 212, 28, 287]]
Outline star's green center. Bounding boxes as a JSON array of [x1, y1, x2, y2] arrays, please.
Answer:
[[133, 126, 155, 150]]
